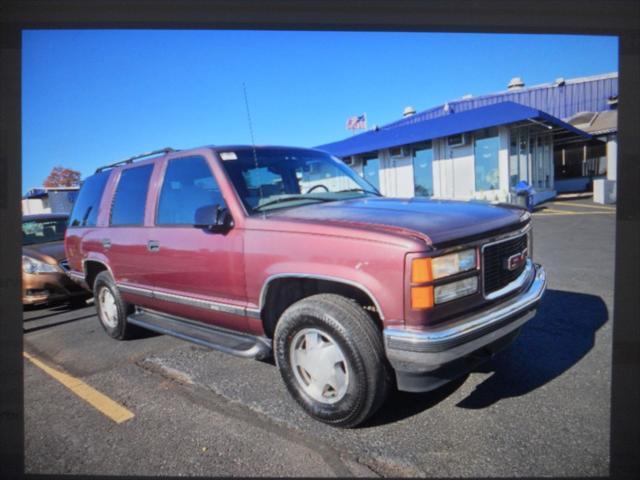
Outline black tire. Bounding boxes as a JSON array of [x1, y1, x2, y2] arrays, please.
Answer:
[[274, 293, 391, 428], [93, 271, 136, 340]]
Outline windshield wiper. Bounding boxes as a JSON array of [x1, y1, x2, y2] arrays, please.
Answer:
[[253, 195, 334, 212], [335, 188, 380, 196]]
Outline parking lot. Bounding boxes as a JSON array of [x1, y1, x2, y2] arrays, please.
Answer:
[[23, 197, 615, 477]]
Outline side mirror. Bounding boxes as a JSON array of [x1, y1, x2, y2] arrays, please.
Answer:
[[194, 204, 234, 232]]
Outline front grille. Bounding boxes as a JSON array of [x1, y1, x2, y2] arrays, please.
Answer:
[[59, 259, 70, 272], [483, 234, 528, 295]]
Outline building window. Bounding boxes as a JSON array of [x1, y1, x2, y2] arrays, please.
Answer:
[[413, 144, 433, 197], [474, 128, 500, 191], [361, 153, 380, 190]]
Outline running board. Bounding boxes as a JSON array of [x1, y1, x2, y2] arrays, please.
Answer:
[[127, 309, 272, 360]]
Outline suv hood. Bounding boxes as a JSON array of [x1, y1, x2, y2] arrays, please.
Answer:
[[270, 197, 528, 246]]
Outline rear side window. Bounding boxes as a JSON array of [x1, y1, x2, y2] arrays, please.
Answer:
[[156, 156, 226, 225], [110, 164, 154, 226], [68, 171, 110, 227]]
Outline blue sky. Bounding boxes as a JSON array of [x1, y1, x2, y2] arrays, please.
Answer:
[[22, 30, 618, 193]]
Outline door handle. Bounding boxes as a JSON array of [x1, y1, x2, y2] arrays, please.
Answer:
[[102, 238, 111, 249], [147, 240, 160, 252]]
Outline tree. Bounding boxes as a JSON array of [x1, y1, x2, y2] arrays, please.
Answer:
[[43, 166, 81, 187]]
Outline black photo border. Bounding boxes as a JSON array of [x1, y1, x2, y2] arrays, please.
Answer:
[[1, 1, 638, 478]]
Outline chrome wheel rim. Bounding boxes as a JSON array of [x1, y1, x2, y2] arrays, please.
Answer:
[[98, 287, 118, 329], [289, 328, 349, 404]]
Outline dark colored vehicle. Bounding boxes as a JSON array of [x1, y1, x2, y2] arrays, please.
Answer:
[[65, 145, 546, 427], [22, 213, 89, 306]]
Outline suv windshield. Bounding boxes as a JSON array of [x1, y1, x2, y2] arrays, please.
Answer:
[[218, 148, 379, 214], [22, 217, 68, 245]]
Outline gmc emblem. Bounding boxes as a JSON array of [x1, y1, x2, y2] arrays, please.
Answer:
[[505, 249, 528, 271]]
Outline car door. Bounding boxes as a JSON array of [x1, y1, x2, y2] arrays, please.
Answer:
[[145, 153, 248, 332], [104, 162, 160, 305]]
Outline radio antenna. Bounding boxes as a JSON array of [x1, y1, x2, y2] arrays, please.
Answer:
[[242, 82, 264, 207]]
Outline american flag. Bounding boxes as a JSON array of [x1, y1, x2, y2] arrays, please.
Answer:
[[346, 113, 367, 130]]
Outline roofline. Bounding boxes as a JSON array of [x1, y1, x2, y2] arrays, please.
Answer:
[[486, 71, 618, 96], [383, 71, 618, 130], [26, 186, 79, 191], [316, 102, 591, 158], [22, 213, 69, 220]]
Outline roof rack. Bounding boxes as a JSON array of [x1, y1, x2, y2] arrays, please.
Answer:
[[95, 147, 176, 173]]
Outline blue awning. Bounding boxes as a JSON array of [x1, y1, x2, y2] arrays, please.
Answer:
[[315, 101, 591, 157]]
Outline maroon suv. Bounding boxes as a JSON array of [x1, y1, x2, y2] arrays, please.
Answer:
[[65, 145, 546, 427]]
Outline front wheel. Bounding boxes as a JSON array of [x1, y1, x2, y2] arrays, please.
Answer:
[[274, 294, 391, 428]]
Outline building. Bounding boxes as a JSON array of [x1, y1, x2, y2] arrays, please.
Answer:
[[22, 186, 79, 215], [316, 72, 618, 205]]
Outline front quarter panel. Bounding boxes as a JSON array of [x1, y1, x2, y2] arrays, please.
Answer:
[[244, 221, 414, 332]]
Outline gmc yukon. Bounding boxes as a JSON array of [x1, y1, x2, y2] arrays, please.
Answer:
[[65, 145, 546, 427]]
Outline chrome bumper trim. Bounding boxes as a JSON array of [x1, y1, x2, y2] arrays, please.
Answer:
[[384, 263, 546, 369]]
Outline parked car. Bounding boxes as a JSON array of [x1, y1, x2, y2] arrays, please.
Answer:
[[22, 213, 90, 307], [65, 145, 546, 427]]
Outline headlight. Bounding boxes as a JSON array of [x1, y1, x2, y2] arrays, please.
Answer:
[[431, 248, 477, 279], [22, 255, 60, 274], [411, 248, 477, 283], [434, 276, 478, 304]]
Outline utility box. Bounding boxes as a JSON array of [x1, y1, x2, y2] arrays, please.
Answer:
[[593, 178, 616, 204]]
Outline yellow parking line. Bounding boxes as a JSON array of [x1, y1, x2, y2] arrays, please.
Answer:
[[539, 208, 582, 214], [23, 351, 135, 424], [551, 201, 616, 211]]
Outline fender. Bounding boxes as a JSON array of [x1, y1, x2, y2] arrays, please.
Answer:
[[259, 270, 387, 320]]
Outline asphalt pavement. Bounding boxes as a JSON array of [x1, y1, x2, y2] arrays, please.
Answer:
[[23, 197, 615, 477]]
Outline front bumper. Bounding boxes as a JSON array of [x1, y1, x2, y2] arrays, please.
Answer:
[[22, 271, 90, 306], [383, 262, 546, 392]]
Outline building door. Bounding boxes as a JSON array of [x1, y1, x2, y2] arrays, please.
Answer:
[[362, 154, 380, 191], [413, 145, 433, 197], [509, 126, 553, 190]]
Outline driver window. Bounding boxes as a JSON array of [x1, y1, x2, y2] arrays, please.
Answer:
[[156, 156, 226, 225]]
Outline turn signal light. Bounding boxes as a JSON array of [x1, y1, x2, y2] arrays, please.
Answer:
[[411, 286, 434, 309], [411, 258, 433, 283]]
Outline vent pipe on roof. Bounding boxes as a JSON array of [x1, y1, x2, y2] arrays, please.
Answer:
[[507, 77, 525, 90], [403, 106, 416, 117], [554, 77, 566, 86], [461, 94, 473, 99]]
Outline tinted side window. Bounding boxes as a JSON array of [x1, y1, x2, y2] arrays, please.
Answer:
[[157, 156, 226, 225], [110, 164, 154, 226], [68, 171, 111, 227]]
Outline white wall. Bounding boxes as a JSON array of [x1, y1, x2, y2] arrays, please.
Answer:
[[22, 198, 50, 215], [351, 126, 514, 203], [433, 136, 476, 201], [382, 150, 415, 197]]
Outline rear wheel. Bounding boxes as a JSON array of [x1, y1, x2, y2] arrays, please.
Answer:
[[274, 293, 391, 428], [93, 271, 136, 340]]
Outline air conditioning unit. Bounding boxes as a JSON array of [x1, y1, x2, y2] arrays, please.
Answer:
[[447, 133, 468, 148], [390, 146, 410, 158]]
